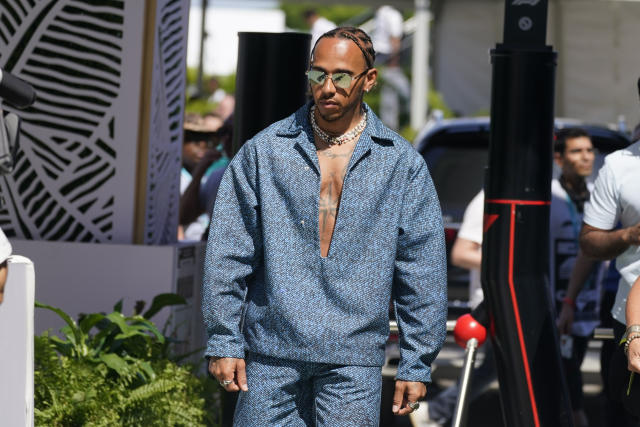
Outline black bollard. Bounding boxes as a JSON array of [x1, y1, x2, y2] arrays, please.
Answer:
[[221, 32, 310, 427], [482, 1, 573, 426], [232, 32, 311, 155]]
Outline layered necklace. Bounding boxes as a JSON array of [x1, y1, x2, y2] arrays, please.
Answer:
[[310, 105, 367, 146]]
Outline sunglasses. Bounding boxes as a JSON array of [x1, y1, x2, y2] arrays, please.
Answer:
[[306, 69, 369, 89]]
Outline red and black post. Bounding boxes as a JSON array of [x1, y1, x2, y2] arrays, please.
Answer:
[[482, 1, 573, 426]]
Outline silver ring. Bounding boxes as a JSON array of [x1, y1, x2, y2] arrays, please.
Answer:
[[407, 401, 420, 411], [219, 379, 233, 387]]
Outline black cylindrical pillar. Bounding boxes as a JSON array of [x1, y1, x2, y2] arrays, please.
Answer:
[[232, 32, 311, 155], [482, 1, 573, 426]]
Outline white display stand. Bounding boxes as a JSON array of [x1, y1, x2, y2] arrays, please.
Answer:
[[0, 256, 36, 427], [10, 240, 207, 355]]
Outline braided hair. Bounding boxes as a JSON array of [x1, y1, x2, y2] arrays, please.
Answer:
[[312, 27, 376, 69]]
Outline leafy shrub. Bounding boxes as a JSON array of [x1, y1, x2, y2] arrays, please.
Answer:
[[34, 295, 221, 426]]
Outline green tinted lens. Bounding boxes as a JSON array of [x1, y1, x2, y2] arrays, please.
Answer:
[[307, 70, 326, 85], [331, 73, 352, 89]]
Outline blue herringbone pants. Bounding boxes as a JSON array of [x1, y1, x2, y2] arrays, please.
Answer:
[[233, 352, 382, 426]]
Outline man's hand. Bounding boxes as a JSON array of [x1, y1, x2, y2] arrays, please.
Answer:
[[556, 303, 575, 335], [208, 357, 248, 392], [622, 222, 640, 246], [392, 380, 426, 415], [628, 339, 640, 374]]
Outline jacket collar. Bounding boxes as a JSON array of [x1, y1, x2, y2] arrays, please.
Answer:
[[276, 101, 396, 144], [276, 101, 397, 174]]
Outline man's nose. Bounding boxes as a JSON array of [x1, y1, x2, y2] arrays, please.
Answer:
[[320, 76, 336, 93]]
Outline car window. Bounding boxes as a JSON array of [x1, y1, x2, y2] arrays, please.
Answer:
[[425, 146, 487, 224], [420, 125, 629, 224]]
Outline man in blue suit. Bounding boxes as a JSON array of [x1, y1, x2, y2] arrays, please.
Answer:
[[203, 27, 447, 426]]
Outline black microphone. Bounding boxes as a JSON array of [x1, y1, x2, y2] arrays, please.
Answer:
[[0, 68, 36, 109]]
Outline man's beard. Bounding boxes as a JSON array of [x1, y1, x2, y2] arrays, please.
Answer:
[[316, 93, 363, 123]]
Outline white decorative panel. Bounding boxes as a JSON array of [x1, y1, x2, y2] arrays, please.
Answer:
[[0, 0, 146, 243], [0, 0, 187, 245], [143, 0, 188, 245]]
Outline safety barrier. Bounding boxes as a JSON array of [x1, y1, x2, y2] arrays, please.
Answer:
[[389, 320, 616, 427]]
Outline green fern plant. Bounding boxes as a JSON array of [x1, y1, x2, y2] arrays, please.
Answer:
[[34, 294, 221, 426]]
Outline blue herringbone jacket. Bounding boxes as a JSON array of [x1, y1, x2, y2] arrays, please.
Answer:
[[202, 102, 447, 382]]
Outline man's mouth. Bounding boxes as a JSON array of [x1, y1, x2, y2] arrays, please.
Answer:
[[319, 100, 339, 108]]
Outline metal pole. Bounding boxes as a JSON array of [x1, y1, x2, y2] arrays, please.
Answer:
[[594, 328, 615, 340], [452, 338, 479, 427], [197, 0, 208, 95], [482, 1, 572, 425], [232, 33, 310, 155], [410, 0, 429, 130], [389, 319, 456, 334]]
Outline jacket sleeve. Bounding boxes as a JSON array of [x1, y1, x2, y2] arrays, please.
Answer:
[[393, 158, 448, 383], [202, 142, 262, 359]]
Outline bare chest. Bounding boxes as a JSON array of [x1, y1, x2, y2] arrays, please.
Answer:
[[317, 148, 352, 197], [315, 141, 355, 257]]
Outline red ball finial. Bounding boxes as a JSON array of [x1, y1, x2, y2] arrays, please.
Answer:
[[453, 313, 487, 348]]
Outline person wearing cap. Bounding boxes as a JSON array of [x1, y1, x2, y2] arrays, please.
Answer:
[[180, 115, 234, 239], [179, 114, 224, 241], [202, 27, 446, 425]]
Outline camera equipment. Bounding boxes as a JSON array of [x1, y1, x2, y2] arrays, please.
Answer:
[[0, 69, 36, 109], [0, 112, 19, 175], [0, 68, 36, 175]]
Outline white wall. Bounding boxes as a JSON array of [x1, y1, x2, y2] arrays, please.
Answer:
[[432, 0, 640, 125], [187, 6, 286, 76]]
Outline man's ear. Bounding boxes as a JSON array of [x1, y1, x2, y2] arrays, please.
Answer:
[[365, 68, 378, 92]]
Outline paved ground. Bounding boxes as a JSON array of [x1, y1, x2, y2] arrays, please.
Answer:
[[381, 337, 610, 427]]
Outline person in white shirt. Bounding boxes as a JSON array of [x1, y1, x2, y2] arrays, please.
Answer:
[[372, 5, 403, 61], [372, 5, 410, 130], [579, 79, 640, 423], [452, 191, 485, 311], [551, 128, 604, 427], [303, 9, 336, 50], [581, 143, 640, 330]]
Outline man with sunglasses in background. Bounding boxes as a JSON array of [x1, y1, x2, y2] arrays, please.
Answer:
[[203, 27, 447, 426]]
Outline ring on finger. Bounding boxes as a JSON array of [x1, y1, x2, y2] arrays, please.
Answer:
[[219, 379, 233, 387], [407, 401, 420, 411]]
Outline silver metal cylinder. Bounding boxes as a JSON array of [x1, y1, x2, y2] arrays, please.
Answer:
[[452, 337, 479, 427]]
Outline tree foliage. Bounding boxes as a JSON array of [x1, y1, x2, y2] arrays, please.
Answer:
[[280, 2, 371, 31]]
